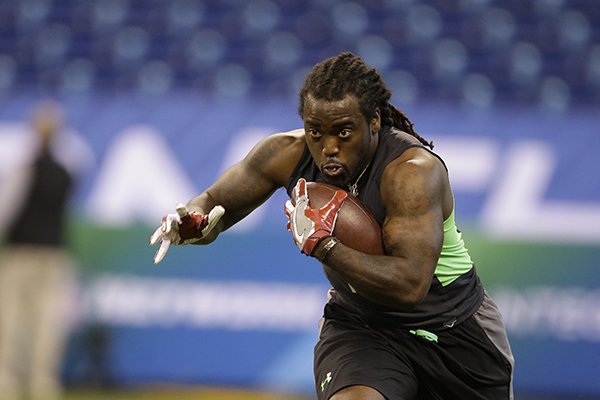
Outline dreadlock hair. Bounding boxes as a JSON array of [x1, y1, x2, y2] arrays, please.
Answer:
[[299, 52, 433, 149]]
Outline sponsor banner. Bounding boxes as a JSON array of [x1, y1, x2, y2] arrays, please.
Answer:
[[84, 275, 327, 331], [63, 227, 327, 392], [61, 223, 600, 396], [495, 287, 600, 395]]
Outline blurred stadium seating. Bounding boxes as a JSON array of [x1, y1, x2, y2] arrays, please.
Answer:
[[1, 0, 599, 108]]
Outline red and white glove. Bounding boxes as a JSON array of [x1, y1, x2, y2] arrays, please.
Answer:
[[284, 178, 348, 256], [149, 203, 225, 264]]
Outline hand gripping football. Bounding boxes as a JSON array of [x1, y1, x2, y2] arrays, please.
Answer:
[[290, 181, 385, 256]]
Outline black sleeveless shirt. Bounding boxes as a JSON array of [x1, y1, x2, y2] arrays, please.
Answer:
[[286, 126, 484, 331], [7, 149, 72, 247]]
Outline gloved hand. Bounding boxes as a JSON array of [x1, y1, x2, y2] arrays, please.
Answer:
[[284, 178, 347, 256], [149, 203, 225, 264]]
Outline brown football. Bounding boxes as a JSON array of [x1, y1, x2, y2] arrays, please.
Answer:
[[291, 181, 385, 255]]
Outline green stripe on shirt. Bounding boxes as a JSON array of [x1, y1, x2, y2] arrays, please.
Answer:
[[435, 207, 474, 287]]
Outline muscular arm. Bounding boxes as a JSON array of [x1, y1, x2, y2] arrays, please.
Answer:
[[319, 147, 452, 310], [185, 129, 304, 244]]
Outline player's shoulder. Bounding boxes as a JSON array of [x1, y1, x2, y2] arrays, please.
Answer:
[[380, 145, 448, 202], [245, 129, 306, 186], [268, 128, 305, 146], [248, 128, 303, 152], [254, 129, 305, 160], [386, 146, 443, 175]]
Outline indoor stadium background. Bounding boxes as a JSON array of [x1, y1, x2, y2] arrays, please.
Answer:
[[0, 0, 599, 399]]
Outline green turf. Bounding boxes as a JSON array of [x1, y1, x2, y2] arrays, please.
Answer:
[[65, 387, 311, 400], [63, 388, 593, 400]]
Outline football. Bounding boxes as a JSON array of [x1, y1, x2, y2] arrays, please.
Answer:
[[291, 181, 385, 255]]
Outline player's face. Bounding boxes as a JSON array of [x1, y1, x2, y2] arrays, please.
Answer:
[[302, 94, 380, 188]]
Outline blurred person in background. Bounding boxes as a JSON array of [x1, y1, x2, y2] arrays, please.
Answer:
[[151, 52, 514, 400], [0, 100, 76, 400]]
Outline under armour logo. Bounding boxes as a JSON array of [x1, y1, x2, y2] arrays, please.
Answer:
[[321, 371, 333, 392], [444, 318, 457, 328]]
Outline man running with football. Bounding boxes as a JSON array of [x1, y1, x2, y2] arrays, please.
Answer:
[[150, 52, 514, 400]]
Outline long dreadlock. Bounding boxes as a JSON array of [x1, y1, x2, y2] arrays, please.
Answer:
[[299, 52, 433, 149]]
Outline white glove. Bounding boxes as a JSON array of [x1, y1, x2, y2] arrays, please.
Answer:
[[284, 178, 347, 256], [149, 203, 225, 264]]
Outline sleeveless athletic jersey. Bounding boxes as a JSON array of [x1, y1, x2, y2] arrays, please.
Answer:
[[286, 126, 484, 330]]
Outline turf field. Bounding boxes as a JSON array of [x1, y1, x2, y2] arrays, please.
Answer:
[[65, 387, 311, 400], [63, 387, 598, 400]]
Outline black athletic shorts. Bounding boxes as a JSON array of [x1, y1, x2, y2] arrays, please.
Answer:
[[314, 291, 514, 400]]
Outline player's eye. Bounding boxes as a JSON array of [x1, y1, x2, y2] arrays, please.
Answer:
[[307, 128, 321, 138], [339, 129, 352, 138]]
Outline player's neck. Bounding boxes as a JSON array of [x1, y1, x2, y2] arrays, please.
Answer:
[[348, 133, 379, 196]]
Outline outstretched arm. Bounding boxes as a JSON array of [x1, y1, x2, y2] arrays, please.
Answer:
[[150, 129, 305, 264], [185, 130, 305, 243]]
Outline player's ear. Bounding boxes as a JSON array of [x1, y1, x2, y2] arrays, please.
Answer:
[[371, 108, 381, 135]]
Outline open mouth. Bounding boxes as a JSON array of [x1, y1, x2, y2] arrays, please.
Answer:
[[322, 162, 344, 177]]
